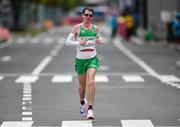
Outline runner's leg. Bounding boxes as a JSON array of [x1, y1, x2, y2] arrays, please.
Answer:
[[78, 73, 86, 102], [86, 68, 96, 106]]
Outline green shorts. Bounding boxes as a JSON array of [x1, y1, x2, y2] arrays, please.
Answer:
[[75, 55, 99, 75]]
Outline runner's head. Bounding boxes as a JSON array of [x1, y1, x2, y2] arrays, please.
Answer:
[[82, 7, 94, 23]]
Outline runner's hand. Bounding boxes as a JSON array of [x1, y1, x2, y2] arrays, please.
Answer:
[[79, 39, 87, 45], [96, 38, 103, 44]]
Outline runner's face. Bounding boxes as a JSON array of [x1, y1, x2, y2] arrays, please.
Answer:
[[83, 10, 93, 23]]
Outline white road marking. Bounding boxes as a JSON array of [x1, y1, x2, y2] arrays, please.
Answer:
[[23, 97, 32, 101], [159, 75, 180, 82], [22, 83, 32, 121], [22, 117, 33, 121], [0, 75, 4, 80], [32, 56, 52, 75], [62, 120, 92, 127], [122, 75, 145, 82], [44, 38, 53, 44], [15, 75, 38, 83], [95, 75, 109, 82], [22, 106, 32, 111], [52, 75, 73, 83], [0, 56, 11, 62], [121, 119, 154, 127], [17, 37, 26, 44], [23, 94, 32, 97], [31, 43, 63, 75], [23, 90, 32, 94], [0, 121, 33, 127], [114, 38, 159, 78], [114, 37, 180, 89], [166, 82, 180, 89], [22, 101, 32, 105], [0, 72, 149, 77], [22, 112, 32, 115], [31, 37, 39, 44], [51, 45, 63, 56], [99, 65, 109, 71], [176, 85, 180, 89]]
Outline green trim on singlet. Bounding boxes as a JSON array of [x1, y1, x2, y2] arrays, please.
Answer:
[[79, 25, 96, 37]]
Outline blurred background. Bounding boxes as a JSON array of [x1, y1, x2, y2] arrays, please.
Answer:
[[0, 0, 180, 49]]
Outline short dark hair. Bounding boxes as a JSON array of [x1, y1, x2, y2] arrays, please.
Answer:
[[82, 7, 94, 15]]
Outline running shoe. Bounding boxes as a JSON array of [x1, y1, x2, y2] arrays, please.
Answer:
[[80, 99, 87, 117], [86, 109, 94, 120]]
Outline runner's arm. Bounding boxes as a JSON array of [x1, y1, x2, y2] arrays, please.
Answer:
[[66, 33, 79, 46], [95, 26, 103, 44], [66, 25, 79, 46]]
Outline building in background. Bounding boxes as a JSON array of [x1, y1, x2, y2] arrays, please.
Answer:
[[0, 0, 13, 29]]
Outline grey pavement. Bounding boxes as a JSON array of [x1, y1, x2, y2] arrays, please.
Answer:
[[0, 24, 180, 127]]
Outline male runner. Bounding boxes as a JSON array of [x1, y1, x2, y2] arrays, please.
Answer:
[[66, 7, 103, 120]]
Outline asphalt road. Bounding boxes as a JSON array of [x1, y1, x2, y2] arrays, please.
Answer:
[[0, 24, 180, 127]]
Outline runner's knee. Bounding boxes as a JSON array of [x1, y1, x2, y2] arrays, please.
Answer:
[[88, 80, 94, 87]]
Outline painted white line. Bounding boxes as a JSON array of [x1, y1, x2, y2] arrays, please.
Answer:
[[23, 97, 32, 101], [31, 37, 39, 44], [122, 75, 145, 82], [44, 37, 53, 44], [23, 90, 32, 94], [99, 65, 109, 71], [62, 120, 92, 127], [32, 56, 52, 75], [159, 75, 180, 82], [114, 38, 160, 78], [22, 101, 32, 105], [51, 50, 58, 56], [176, 85, 180, 89], [1, 56, 11, 62], [22, 106, 32, 111], [52, 75, 73, 83], [22, 82, 32, 120], [0, 76, 4, 80], [15, 75, 38, 83], [168, 82, 180, 87], [121, 119, 154, 127], [17, 38, 26, 44], [0, 121, 33, 127], [22, 117, 33, 121], [23, 94, 32, 97], [95, 75, 109, 82], [22, 112, 32, 115], [0, 72, 149, 77], [114, 37, 180, 89], [51, 45, 62, 56]]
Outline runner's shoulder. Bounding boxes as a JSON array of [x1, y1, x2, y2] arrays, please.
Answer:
[[93, 24, 99, 33], [72, 24, 81, 34]]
